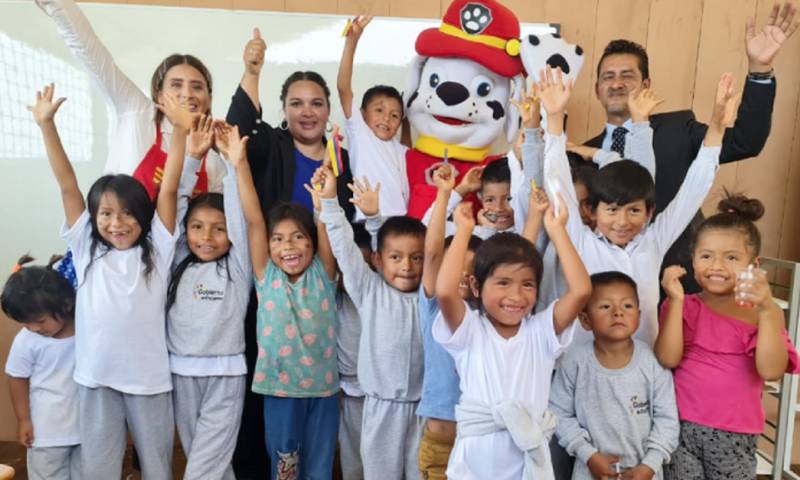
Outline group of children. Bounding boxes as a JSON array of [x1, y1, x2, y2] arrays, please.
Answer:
[[3, 14, 799, 480]]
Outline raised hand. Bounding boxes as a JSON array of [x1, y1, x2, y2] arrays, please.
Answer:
[[157, 93, 198, 132], [536, 67, 573, 116], [244, 27, 267, 75], [627, 88, 664, 122], [213, 121, 232, 158], [188, 114, 215, 159], [529, 187, 550, 217], [309, 164, 337, 200], [746, 2, 799, 72], [28, 83, 66, 126], [348, 177, 381, 217], [453, 202, 475, 230], [432, 164, 457, 192], [510, 83, 541, 129], [221, 125, 249, 168], [349, 15, 373, 41], [455, 166, 484, 197], [543, 192, 569, 235], [302, 177, 322, 211], [711, 73, 739, 128], [661, 265, 686, 301]]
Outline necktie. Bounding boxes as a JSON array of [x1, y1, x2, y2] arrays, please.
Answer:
[[611, 126, 628, 157]]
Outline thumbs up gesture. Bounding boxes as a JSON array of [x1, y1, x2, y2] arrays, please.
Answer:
[[244, 27, 267, 75]]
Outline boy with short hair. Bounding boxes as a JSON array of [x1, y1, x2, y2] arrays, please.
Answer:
[[417, 165, 484, 479], [316, 165, 425, 479], [539, 67, 736, 344], [338, 15, 409, 219], [549, 271, 679, 480]]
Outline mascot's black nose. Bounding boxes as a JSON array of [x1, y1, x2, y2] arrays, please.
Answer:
[[436, 82, 470, 106]]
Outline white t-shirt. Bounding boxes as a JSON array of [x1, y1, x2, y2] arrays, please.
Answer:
[[433, 301, 573, 479], [344, 97, 409, 220], [62, 210, 178, 394], [5, 329, 80, 447]]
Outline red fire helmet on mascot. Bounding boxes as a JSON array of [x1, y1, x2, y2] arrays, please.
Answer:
[[415, 0, 524, 78]]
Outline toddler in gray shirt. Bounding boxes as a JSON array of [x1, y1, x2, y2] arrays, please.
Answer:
[[549, 272, 679, 480]]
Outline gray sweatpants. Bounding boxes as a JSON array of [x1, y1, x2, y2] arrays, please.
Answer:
[[27, 445, 81, 480], [360, 396, 423, 480], [339, 394, 365, 480], [79, 386, 173, 480], [173, 374, 246, 480]]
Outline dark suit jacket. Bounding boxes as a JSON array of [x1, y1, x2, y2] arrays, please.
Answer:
[[585, 79, 776, 292], [226, 85, 355, 221]]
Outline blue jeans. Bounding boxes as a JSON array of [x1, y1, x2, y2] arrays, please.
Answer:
[[263, 395, 339, 480]]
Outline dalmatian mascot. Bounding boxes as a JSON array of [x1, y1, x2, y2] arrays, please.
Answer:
[[404, 0, 524, 218]]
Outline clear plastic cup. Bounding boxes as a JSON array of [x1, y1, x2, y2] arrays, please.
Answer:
[[736, 264, 755, 308]]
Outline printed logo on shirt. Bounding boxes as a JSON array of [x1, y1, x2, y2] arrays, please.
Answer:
[[193, 283, 225, 301], [629, 395, 649, 415]]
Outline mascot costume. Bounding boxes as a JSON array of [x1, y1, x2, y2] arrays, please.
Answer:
[[404, 0, 524, 219], [403, 0, 586, 219]]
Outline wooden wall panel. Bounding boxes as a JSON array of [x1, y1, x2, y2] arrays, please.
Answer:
[[233, 0, 285, 10], [501, 0, 545, 23], [389, 0, 439, 19], [542, 0, 599, 142], [779, 94, 800, 261], [645, 0, 703, 112], [181, 0, 234, 9], [285, 0, 337, 14], [695, 0, 755, 216], [735, 0, 800, 257], [337, 0, 389, 16], [128, 0, 181, 6], [585, 0, 652, 136]]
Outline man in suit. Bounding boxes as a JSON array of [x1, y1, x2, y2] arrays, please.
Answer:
[[584, 2, 797, 293]]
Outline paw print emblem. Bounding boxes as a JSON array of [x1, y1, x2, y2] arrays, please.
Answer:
[[460, 3, 492, 35]]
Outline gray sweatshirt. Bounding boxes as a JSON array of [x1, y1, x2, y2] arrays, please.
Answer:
[[167, 160, 252, 356], [548, 340, 679, 479], [320, 198, 423, 401]]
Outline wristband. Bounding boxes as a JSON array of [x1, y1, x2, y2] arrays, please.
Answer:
[[747, 69, 774, 81]]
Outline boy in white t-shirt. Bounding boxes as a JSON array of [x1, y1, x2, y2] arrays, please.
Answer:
[[337, 15, 409, 220], [2, 255, 80, 480]]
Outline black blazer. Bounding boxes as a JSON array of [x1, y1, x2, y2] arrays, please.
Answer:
[[226, 85, 356, 221], [585, 78, 776, 292]]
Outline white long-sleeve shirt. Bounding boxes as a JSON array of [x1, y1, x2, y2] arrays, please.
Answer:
[[36, 0, 224, 191], [544, 132, 719, 345]]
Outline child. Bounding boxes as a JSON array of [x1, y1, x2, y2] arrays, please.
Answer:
[[338, 15, 409, 219], [540, 67, 736, 345], [164, 122, 252, 480], [316, 165, 426, 479], [656, 194, 800, 480], [231, 125, 340, 479], [416, 165, 484, 479], [337, 223, 372, 480], [433, 197, 591, 478], [549, 271, 679, 480], [2, 255, 80, 480], [33, 82, 188, 478]]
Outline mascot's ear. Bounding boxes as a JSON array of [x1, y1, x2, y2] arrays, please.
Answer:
[[404, 55, 427, 111], [505, 74, 524, 144]]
